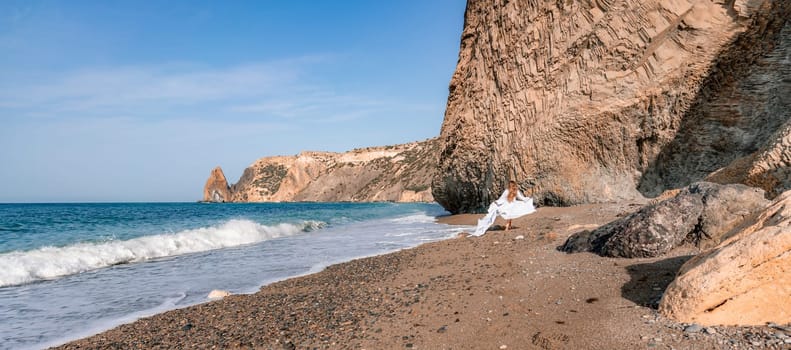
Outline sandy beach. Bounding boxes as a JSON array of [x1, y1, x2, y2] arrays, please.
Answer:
[[56, 203, 788, 349]]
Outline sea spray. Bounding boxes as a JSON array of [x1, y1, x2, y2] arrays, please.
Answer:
[[0, 219, 325, 287]]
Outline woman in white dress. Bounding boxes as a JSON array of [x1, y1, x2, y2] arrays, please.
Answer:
[[473, 181, 536, 236]]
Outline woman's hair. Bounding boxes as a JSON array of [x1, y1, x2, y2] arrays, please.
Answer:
[[507, 181, 518, 202]]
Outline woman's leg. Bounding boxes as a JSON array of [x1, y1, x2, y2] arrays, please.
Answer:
[[506, 219, 512, 231]]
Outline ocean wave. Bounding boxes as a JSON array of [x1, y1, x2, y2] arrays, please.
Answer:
[[0, 219, 325, 288], [387, 213, 435, 224]]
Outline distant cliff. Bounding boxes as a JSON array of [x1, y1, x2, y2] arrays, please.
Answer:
[[203, 167, 232, 203], [432, 0, 790, 213], [202, 139, 438, 203]]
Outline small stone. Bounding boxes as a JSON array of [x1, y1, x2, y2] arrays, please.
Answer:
[[751, 341, 763, 347], [437, 325, 447, 333], [514, 235, 525, 240], [704, 327, 717, 335], [500, 345, 507, 349], [641, 336, 649, 340], [684, 324, 702, 333], [555, 300, 562, 305], [653, 338, 662, 342], [181, 323, 193, 331], [785, 338, 791, 344]]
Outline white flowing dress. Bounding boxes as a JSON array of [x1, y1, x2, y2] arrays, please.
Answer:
[[473, 189, 536, 236]]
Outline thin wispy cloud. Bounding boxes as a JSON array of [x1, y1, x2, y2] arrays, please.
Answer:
[[228, 90, 386, 120], [0, 55, 390, 124], [1, 63, 285, 111]]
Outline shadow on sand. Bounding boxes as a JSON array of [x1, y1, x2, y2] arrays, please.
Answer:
[[621, 255, 694, 309]]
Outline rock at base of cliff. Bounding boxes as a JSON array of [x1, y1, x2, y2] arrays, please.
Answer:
[[560, 182, 768, 258], [658, 190, 791, 326]]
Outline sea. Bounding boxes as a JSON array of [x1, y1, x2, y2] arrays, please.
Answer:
[[0, 202, 467, 349]]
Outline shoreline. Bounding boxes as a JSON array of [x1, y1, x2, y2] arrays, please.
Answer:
[[56, 203, 786, 349]]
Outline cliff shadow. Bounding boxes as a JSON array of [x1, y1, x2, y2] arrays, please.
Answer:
[[636, 3, 791, 197], [621, 255, 693, 309]]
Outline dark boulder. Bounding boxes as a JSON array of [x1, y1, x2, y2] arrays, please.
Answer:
[[601, 193, 704, 258], [561, 182, 769, 258]]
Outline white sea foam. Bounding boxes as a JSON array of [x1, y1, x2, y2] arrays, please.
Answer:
[[0, 219, 324, 288], [387, 213, 435, 224]]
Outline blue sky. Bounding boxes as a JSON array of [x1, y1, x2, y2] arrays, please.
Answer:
[[0, 0, 466, 202]]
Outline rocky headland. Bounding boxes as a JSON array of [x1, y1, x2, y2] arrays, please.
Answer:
[[205, 0, 791, 211], [202, 139, 438, 203]]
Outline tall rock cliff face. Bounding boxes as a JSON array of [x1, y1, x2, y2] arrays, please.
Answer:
[[433, 0, 791, 214], [208, 139, 438, 203], [203, 167, 232, 203]]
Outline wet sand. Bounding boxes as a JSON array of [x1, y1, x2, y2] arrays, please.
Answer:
[[56, 203, 786, 349]]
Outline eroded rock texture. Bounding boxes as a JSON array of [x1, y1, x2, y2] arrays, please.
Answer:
[[433, 0, 791, 214], [643, 10, 791, 198], [706, 121, 791, 199], [202, 167, 232, 203], [560, 182, 769, 257], [220, 139, 438, 203], [659, 190, 791, 326]]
